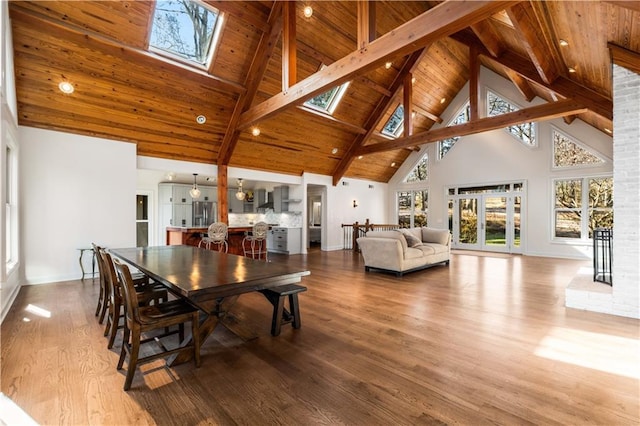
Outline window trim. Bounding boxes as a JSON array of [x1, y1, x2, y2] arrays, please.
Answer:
[[437, 101, 471, 160], [397, 188, 429, 228], [381, 104, 405, 138], [4, 137, 19, 275], [303, 65, 350, 115]]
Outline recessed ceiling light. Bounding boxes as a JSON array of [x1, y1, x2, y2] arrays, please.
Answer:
[[568, 67, 577, 73], [58, 81, 74, 94], [358, 155, 363, 160], [411, 77, 416, 85], [559, 39, 569, 47], [391, 162, 396, 167], [331, 147, 338, 154], [196, 115, 206, 124], [440, 97, 446, 104], [385, 61, 393, 69], [303, 6, 313, 18], [604, 128, 612, 134], [251, 127, 261, 136]]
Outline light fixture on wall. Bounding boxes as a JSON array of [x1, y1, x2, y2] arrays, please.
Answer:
[[235, 178, 246, 201], [353, 199, 358, 208], [190, 173, 201, 199]]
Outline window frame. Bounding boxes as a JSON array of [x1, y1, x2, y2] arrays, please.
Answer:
[[552, 175, 613, 241], [437, 101, 471, 160], [551, 127, 607, 170], [397, 189, 429, 228], [303, 65, 350, 115], [148, 0, 224, 70], [381, 104, 405, 138], [4, 140, 18, 273]]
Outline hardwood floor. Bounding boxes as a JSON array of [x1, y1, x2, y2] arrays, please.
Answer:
[[2, 250, 638, 425]]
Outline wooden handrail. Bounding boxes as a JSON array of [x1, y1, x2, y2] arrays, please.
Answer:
[[341, 219, 400, 251]]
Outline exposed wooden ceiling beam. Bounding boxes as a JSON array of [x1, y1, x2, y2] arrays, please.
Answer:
[[217, 2, 283, 165], [505, 68, 536, 102], [470, 20, 504, 57], [10, 7, 245, 96], [205, 1, 271, 33], [609, 42, 640, 75], [282, 1, 297, 92], [412, 104, 443, 124], [356, 99, 587, 155], [604, 1, 640, 13], [507, 2, 560, 85], [238, 1, 519, 130], [451, 31, 613, 120], [469, 46, 480, 121], [331, 49, 426, 186], [357, 1, 376, 50], [296, 106, 367, 134]]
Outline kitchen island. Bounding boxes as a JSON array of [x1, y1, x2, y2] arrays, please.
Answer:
[[166, 226, 261, 257]]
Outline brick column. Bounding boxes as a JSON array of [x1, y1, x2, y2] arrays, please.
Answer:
[[612, 64, 640, 318]]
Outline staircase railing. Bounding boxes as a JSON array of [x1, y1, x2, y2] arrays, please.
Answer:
[[341, 219, 400, 252]]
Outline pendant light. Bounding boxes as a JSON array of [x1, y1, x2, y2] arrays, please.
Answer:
[[235, 178, 245, 201], [190, 173, 201, 199]]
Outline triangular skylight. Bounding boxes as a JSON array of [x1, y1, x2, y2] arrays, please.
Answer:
[[553, 129, 604, 168], [382, 104, 405, 138], [487, 90, 536, 146], [438, 101, 471, 159], [403, 153, 428, 183], [149, 0, 223, 67]]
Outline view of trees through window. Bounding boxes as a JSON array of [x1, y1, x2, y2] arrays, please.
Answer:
[[438, 102, 470, 159], [150, 0, 220, 65], [398, 190, 428, 228], [404, 154, 428, 183], [553, 130, 604, 167], [487, 91, 535, 146], [554, 177, 613, 239]]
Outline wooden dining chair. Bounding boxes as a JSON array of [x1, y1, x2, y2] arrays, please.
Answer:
[[98, 249, 168, 349], [92, 243, 109, 324], [114, 259, 201, 391]]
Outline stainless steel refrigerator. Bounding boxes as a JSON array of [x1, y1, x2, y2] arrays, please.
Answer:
[[192, 201, 216, 227]]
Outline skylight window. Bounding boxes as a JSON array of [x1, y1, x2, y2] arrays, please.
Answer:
[[149, 0, 223, 67], [304, 66, 350, 115], [487, 90, 536, 147], [382, 104, 404, 137]]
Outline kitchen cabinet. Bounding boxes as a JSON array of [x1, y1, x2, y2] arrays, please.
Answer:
[[228, 189, 244, 213], [273, 186, 289, 213], [159, 184, 194, 235], [199, 186, 216, 202], [268, 227, 301, 255]]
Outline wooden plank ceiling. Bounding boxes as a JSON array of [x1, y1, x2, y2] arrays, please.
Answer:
[[9, 1, 640, 184]]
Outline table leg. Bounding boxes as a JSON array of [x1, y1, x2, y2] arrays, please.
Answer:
[[79, 249, 87, 281], [167, 295, 240, 366]]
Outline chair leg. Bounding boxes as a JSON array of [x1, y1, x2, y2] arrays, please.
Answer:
[[117, 327, 130, 370], [98, 297, 109, 324], [192, 314, 201, 368], [107, 301, 122, 349], [123, 330, 141, 391], [95, 292, 103, 317]]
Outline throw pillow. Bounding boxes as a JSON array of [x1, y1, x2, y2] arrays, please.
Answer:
[[401, 229, 422, 247]]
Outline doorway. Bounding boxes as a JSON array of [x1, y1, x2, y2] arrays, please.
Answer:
[[136, 191, 153, 247], [307, 184, 326, 251], [448, 183, 523, 253]]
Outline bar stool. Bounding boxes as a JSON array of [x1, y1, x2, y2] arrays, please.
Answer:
[[198, 222, 228, 253], [242, 222, 269, 260]]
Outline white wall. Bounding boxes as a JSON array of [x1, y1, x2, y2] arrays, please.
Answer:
[[20, 127, 137, 284], [389, 67, 613, 259]]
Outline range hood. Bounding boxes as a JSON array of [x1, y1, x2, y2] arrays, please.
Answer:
[[257, 191, 273, 210]]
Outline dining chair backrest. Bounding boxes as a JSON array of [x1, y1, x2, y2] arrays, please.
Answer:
[[92, 243, 109, 322], [113, 259, 142, 326], [252, 221, 269, 240], [100, 250, 122, 306], [208, 222, 228, 242]]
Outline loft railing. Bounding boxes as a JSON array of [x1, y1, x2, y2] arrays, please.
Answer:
[[341, 219, 400, 252]]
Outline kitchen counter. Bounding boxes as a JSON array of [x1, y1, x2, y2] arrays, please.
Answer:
[[166, 225, 272, 256]]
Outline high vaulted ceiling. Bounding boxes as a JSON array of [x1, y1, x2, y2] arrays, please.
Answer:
[[9, 1, 640, 184]]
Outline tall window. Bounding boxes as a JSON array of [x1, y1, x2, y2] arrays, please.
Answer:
[[554, 177, 613, 239], [398, 190, 428, 228], [382, 104, 404, 137], [438, 101, 470, 159], [487, 90, 536, 146], [149, 0, 223, 67], [304, 65, 350, 115], [5, 145, 17, 267]]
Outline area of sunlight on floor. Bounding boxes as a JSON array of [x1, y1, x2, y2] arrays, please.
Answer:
[[535, 326, 640, 379], [0, 393, 39, 426]]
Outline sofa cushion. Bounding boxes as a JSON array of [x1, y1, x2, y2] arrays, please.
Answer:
[[421, 242, 448, 254], [400, 229, 422, 247], [366, 230, 408, 253], [421, 227, 450, 246], [415, 244, 436, 256], [404, 247, 424, 260]]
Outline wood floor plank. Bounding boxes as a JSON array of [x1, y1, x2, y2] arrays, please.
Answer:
[[1, 250, 638, 425]]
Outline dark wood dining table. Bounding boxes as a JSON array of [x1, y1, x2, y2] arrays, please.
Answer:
[[110, 245, 310, 365]]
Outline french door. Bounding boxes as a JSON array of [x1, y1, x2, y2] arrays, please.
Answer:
[[449, 183, 523, 253]]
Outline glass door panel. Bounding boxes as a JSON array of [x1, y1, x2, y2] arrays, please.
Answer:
[[458, 197, 479, 246], [513, 196, 521, 248], [484, 196, 507, 249]]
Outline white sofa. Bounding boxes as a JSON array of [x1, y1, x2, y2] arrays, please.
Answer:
[[356, 227, 451, 276]]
